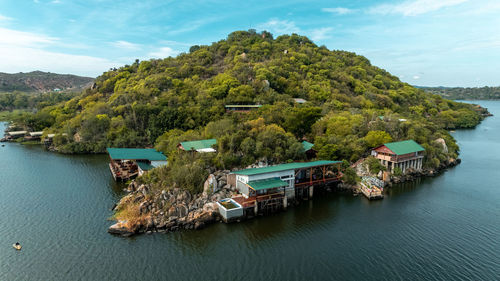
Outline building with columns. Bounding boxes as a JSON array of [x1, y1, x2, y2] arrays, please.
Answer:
[[371, 140, 425, 173]]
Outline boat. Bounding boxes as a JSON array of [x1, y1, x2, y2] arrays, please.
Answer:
[[13, 243, 22, 250]]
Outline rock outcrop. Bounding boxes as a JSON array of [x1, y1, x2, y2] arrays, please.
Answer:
[[109, 170, 235, 236], [389, 158, 461, 185]]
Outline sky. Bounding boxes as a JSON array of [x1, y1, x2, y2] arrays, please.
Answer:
[[0, 0, 499, 87]]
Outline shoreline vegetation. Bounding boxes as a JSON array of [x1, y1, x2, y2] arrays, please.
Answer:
[[0, 30, 492, 236], [421, 86, 500, 101]]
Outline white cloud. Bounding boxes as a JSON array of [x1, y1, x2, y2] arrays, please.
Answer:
[[0, 27, 57, 47], [309, 27, 334, 41], [322, 7, 355, 15], [148, 47, 179, 58], [413, 75, 420, 79], [0, 14, 13, 21], [111, 40, 141, 50], [257, 18, 300, 35], [0, 27, 119, 76], [0, 46, 117, 77], [369, 0, 468, 16]]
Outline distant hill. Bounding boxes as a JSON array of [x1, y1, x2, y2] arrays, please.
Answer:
[[0, 71, 94, 93], [420, 86, 500, 100]]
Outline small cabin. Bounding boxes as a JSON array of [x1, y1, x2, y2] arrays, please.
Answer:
[[24, 131, 43, 141], [178, 139, 217, 153], [6, 131, 28, 140], [106, 148, 167, 181], [372, 140, 425, 173], [225, 105, 262, 113], [302, 141, 316, 159], [293, 98, 307, 104]]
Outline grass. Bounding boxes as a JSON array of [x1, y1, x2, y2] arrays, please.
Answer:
[[111, 195, 148, 228]]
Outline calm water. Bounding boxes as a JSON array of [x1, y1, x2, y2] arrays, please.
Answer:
[[1, 101, 499, 281]]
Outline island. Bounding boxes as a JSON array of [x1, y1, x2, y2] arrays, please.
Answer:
[[0, 30, 489, 236]]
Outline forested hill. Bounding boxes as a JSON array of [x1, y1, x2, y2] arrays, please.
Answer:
[[0, 71, 94, 92], [421, 86, 500, 100], [9, 30, 486, 188]]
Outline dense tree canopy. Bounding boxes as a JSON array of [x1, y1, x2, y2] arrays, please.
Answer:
[[5, 30, 486, 192]]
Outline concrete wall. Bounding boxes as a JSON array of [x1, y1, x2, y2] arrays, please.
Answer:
[[217, 199, 243, 222], [227, 174, 236, 187], [151, 160, 167, 168], [234, 170, 296, 199]]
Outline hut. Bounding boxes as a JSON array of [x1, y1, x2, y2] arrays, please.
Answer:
[[178, 139, 217, 153], [24, 131, 43, 141], [106, 148, 167, 181], [302, 141, 316, 159], [224, 105, 262, 113], [6, 131, 28, 140]]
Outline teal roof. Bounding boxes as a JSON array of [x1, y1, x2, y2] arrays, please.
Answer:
[[106, 148, 167, 161], [233, 160, 342, 176], [383, 140, 425, 155], [179, 139, 217, 151], [137, 161, 155, 171], [302, 141, 314, 151], [247, 178, 288, 191]]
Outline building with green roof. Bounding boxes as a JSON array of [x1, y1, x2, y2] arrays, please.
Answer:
[[178, 139, 217, 153], [106, 148, 167, 181], [302, 141, 316, 159], [232, 160, 342, 200], [107, 148, 167, 161], [372, 139, 425, 174]]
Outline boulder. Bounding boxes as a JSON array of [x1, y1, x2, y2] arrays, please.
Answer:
[[177, 204, 188, 217], [108, 221, 136, 237], [203, 174, 217, 194], [435, 138, 448, 153]]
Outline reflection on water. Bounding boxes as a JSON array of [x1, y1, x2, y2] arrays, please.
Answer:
[[1, 101, 500, 281]]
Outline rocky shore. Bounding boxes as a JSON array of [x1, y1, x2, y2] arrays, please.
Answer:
[[388, 158, 461, 185], [108, 170, 235, 236]]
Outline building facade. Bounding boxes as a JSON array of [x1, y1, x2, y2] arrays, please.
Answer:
[[372, 140, 425, 173]]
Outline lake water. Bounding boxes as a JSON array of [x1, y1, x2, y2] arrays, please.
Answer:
[[1, 101, 499, 281]]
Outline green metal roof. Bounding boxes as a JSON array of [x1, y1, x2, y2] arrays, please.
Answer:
[[302, 141, 314, 151], [179, 139, 217, 151], [106, 148, 167, 161], [383, 140, 425, 155], [247, 178, 288, 191], [137, 161, 155, 171], [233, 160, 342, 176]]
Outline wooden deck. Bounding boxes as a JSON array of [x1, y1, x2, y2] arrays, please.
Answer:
[[360, 182, 383, 200], [295, 175, 342, 188], [109, 161, 139, 181], [232, 192, 285, 209]]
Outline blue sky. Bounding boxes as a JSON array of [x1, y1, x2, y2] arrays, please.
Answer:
[[0, 0, 499, 86]]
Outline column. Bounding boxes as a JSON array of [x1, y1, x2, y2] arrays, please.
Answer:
[[309, 186, 314, 198]]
